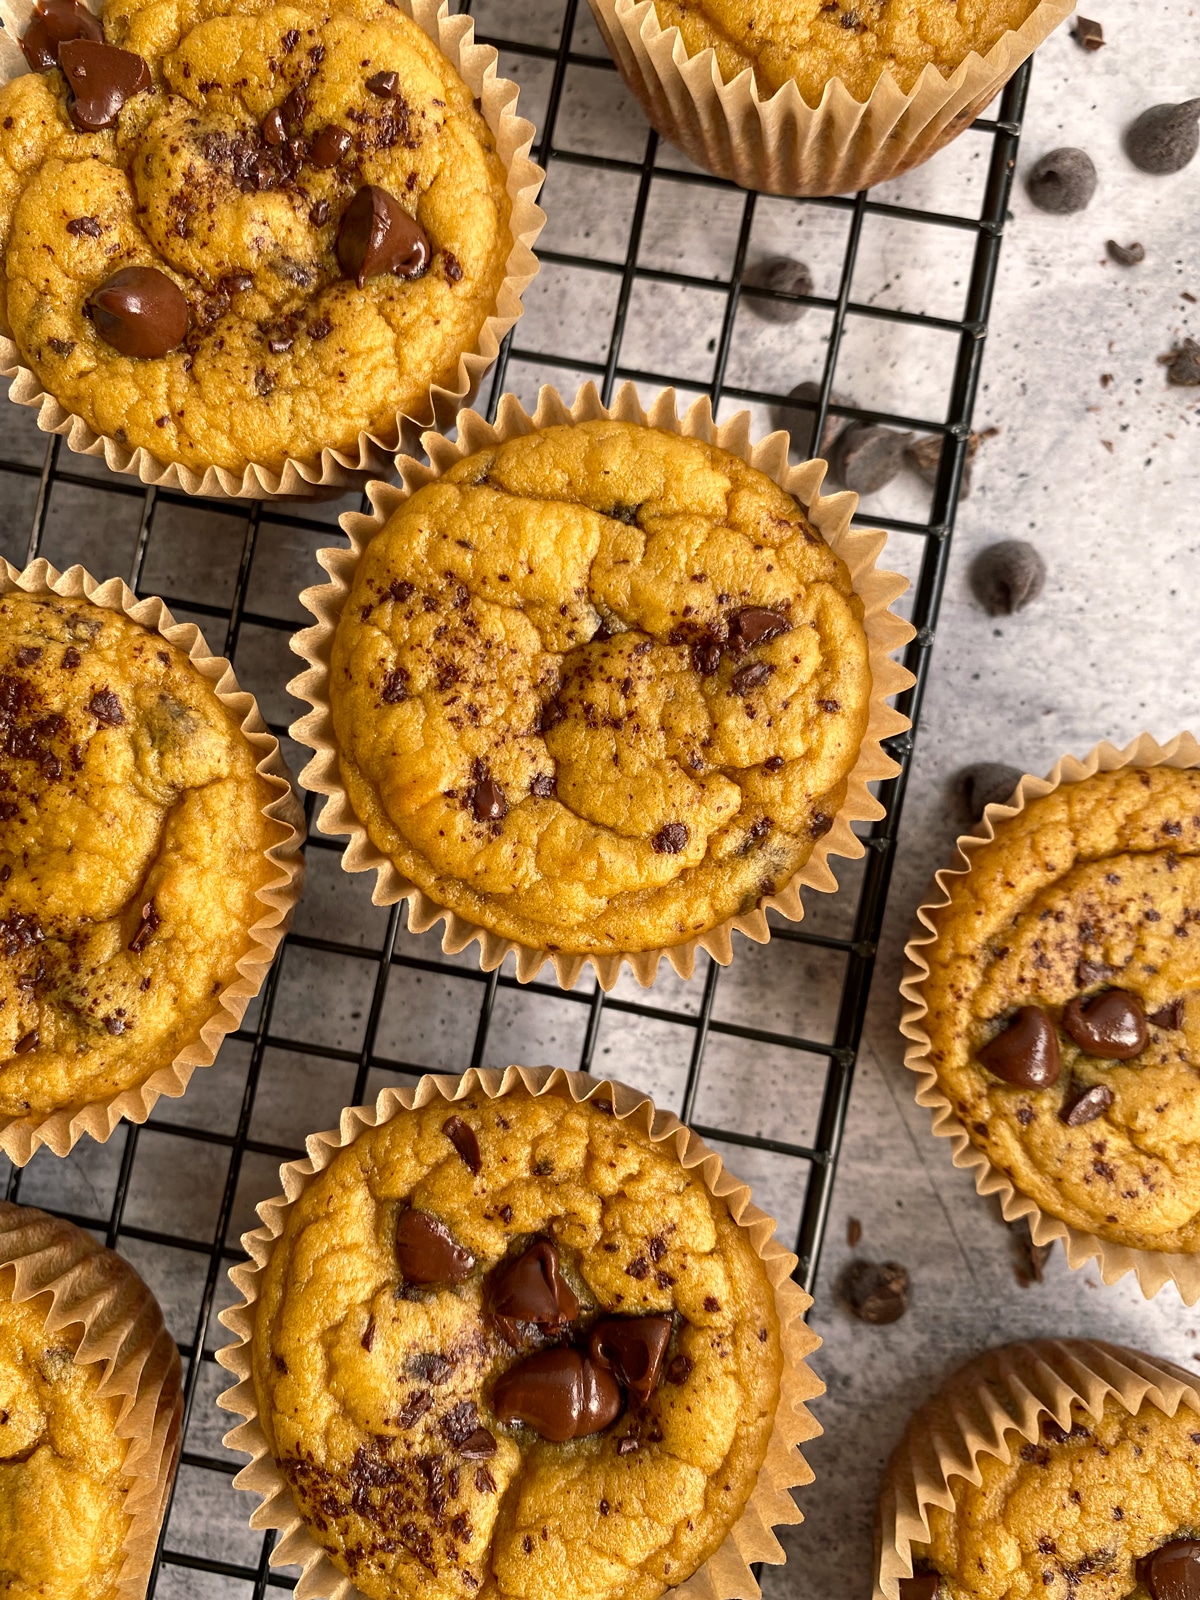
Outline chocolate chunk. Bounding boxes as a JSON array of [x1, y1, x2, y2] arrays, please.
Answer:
[[220, 272, 253, 295], [836, 1259, 908, 1324], [65, 216, 102, 238], [1125, 100, 1200, 175], [1026, 148, 1097, 213], [832, 423, 913, 495], [493, 1349, 622, 1443], [969, 540, 1046, 615], [1059, 1083, 1115, 1126], [442, 1114, 481, 1175], [310, 124, 352, 168], [1162, 339, 1200, 387], [365, 69, 398, 96], [262, 106, 286, 145], [955, 761, 1023, 821], [898, 1577, 941, 1600], [977, 1007, 1061, 1089], [1076, 958, 1117, 987], [309, 198, 331, 227], [87, 268, 188, 359], [691, 635, 724, 675], [742, 255, 813, 324], [1107, 239, 1145, 267], [1071, 16, 1104, 49], [395, 1208, 475, 1284], [336, 185, 430, 288], [458, 1427, 496, 1459], [1137, 1539, 1200, 1600], [1149, 999, 1185, 1030], [59, 38, 150, 131], [87, 686, 125, 726], [489, 1240, 579, 1347], [588, 1316, 673, 1402], [731, 661, 772, 695], [529, 773, 554, 799], [15, 647, 41, 667], [14, 1029, 39, 1055], [1062, 990, 1148, 1060], [127, 899, 160, 953], [20, 0, 102, 72], [665, 1353, 692, 1386], [407, 1351, 453, 1384], [651, 822, 688, 854], [396, 1389, 432, 1428], [470, 773, 507, 824], [729, 607, 790, 652]]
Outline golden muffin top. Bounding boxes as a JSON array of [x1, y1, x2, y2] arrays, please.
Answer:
[[0, 591, 277, 1121], [329, 421, 872, 956], [912, 1397, 1200, 1600], [921, 766, 1200, 1254], [253, 1088, 783, 1600], [0, 1276, 132, 1600], [650, 0, 1042, 103], [0, 0, 512, 475]]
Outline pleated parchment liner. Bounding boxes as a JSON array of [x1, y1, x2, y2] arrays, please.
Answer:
[[587, 0, 1074, 197], [875, 1338, 1200, 1600], [216, 1066, 824, 1600], [0, 0, 545, 500], [0, 1200, 185, 1600], [0, 557, 306, 1165], [288, 380, 915, 992], [899, 731, 1200, 1305]]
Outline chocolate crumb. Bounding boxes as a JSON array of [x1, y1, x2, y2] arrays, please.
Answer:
[[1072, 16, 1105, 49], [836, 1259, 908, 1324]]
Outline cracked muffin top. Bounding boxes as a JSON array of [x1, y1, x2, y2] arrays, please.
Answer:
[[0, 591, 278, 1122], [0, 1275, 132, 1600], [329, 420, 872, 957], [649, 0, 1042, 103], [252, 1087, 784, 1600], [0, 0, 513, 475], [920, 766, 1200, 1253], [909, 1397, 1200, 1600]]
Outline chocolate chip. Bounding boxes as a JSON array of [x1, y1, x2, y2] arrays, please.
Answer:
[[836, 1259, 908, 1324], [88, 268, 188, 359], [771, 380, 851, 460], [616, 1436, 639, 1455], [267, 335, 293, 354], [1062, 990, 1148, 1060], [470, 773, 506, 823], [1026, 148, 1097, 213], [442, 1114, 481, 1175], [261, 107, 286, 145], [1137, 1539, 1200, 1600], [810, 810, 834, 837], [731, 661, 772, 696], [529, 773, 554, 799], [62, 647, 81, 670], [1071, 16, 1104, 49], [588, 1316, 673, 1402], [59, 38, 150, 131], [832, 423, 913, 494], [336, 185, 431, 288], [1149, 998, 1185, 1030], [489, 1240, 579, 1347], [310, 124, 352, 168], [458, 1428, 496, 1460], [14, 1030, 39, 1054], [1077, 958, 1118, 987], [309, 199, 331, 228], [15, 647, 41, 667], [898, 1577, 941, 1600], [955, 761, 1023, 821], [493, 1349, 622, 1443], [366, 69, 398, 95], [651, 822, 688, 854], [729, 607, 790, 652], [396, 1389, 432, 1428], [395, 1209, 475, 1284], [742, 255, 813, 324], [1106, 239, 1145, 266], [66, 215, 102, 238], [665, 1353, 692, 1386], [220, 272, 253, 295], [977, 1007, 1061, 1089], [87, 686, 125, 726], [1059, 1083, 1115, 1126], [969, 540, 1046, 615], [127, 899, 160, 953], [1125, 100, 1200, 175], [20, 0, 102, 73], [1162, 339, 1200, 387]]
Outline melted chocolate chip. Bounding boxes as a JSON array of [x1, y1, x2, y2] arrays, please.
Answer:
[[651, 822, 688, 854], [87, 686, 125, 726], [395, 1208, 475, 1285], [336, 185, 430, 289], [588, 1316, 673, 1402], [87, 268, 188, 359], [977, 1007, 1061, 1089], [59, 37, 150, 131], [729, 607, 790, 652], [262, 106, 286, 145], [20, 0, 102, 73], [489, 1240, 579, 1347], [1137, 1539, 1200, 1600], [731, 661, 772, 696], [898, 1577, 941, 1600], [1062, 989, 1148, 1060], [493, 1349, 622, 1443], [1149, 998, 1185, 1030], [442, 1114, 481, 1175], [665, 1353, 692, 1386], [470, 773, 506, 824], [1059, 1083, 1114, 1127], [310, 124, 352, 168], [14, 1029, 39, 1054], [366, 69, 398, 95]]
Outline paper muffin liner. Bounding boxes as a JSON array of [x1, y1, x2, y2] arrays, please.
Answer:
[[215, 1065, 824, 1600], [899, 731, 1200, 1305], [0, 557, 305, 1164], [875, 1337, 1200, 1599], [288, 380, 915, 991], [0, 0, 545, 500], [0, 1200, 184, 1600], [587, 0, 1074, 196]]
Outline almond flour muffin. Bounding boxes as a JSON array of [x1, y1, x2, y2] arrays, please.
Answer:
[[251, 1086, 785, 1600], [919, 766, 1200, 1255], [0, 0, 514, 477], [327, 419, 873, 958], [0, 590, 278, 1123], [649, 0, 1045, 103]]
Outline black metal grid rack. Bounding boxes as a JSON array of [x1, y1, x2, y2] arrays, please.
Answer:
[[0, 3, 1031, 1595]]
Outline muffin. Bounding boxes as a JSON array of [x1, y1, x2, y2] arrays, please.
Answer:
[[308, 412, 891, 975], [0, 579, 299, 1158], [0, 0, 535, 492], [220, 1070, 821, 1600], [911, 764, 1200, 1256], [0, 1201, 184, 1600]]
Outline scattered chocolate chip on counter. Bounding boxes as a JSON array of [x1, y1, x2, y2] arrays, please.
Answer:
[[1071, 16, 1105, 50], [969, 539, 1046, 616], [1026, 147, 1097, 213], [770, 380, 851, 459], [742, 255, 814, 324], [954, 761, 1024, 822], [1161, 338, 1200, 386], [832, 423, 913, 494], [847, 1216, 862, 1248], [1124, 98, 1200, 174], [837, 1259, 909, 1325], [1009, 1219, 1052, 1287], [1106, 239, 1145, 266]]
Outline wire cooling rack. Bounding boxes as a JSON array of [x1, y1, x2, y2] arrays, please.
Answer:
[[0, 2, 1031, 1595]]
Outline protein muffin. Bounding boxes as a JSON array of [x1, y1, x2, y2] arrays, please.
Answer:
[[914, 765, 1200, 1256], [242, 1079, 802, 1600], [0, 0, 524, 487], [322, 418, 874, 961], [0, 587, 284, 1135]]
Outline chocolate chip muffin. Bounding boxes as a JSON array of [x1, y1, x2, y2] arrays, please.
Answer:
[[0, 590, 279, 1124], [650, 0, 1044, 103], [0, 0, 514, 477], [919, 766, 1200, 1253], [327, 419, 873, 958], [906, 1397, 1200, 1600], [251, 1085, 785, 1600]]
